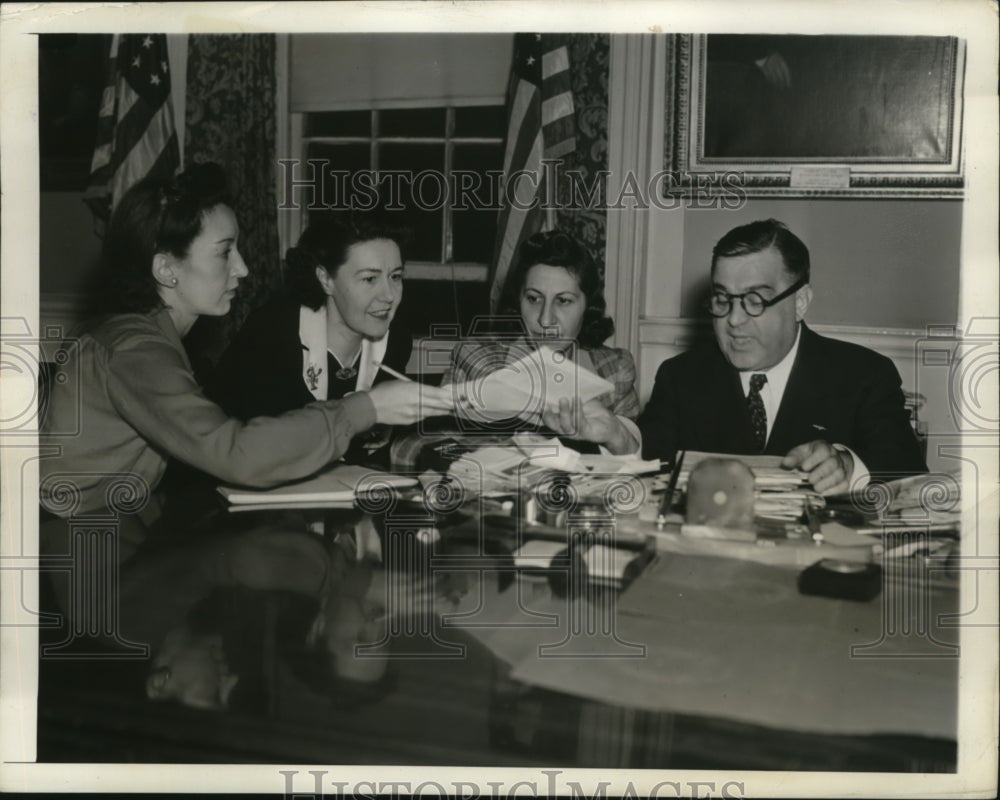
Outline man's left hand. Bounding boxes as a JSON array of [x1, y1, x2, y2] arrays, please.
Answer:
[[782, 440, 853, 495]]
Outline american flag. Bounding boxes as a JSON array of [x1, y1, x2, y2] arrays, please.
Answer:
[[488, 34, 576, 312], [84, 34, 180, 222]]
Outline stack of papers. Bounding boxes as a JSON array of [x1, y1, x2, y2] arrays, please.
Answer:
[[447, 445, 552, 495], [512, 432, 661, 477], [218, 464, 418, 511], [677, 451, 817, 524], [678, 451, 809, 494], [445, 435, 661, 499]]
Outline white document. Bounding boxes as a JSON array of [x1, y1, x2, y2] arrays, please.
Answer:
[[459, 345, 614, 422]]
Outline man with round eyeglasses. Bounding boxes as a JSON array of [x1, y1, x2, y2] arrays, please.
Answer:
[[638, 219, 927, 494]]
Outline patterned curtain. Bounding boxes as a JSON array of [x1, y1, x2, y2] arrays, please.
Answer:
[[556, 34, 610, 286], [183, 34, 280, 374]]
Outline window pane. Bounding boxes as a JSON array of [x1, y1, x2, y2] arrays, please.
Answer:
[[397, 280, 490, 339], [452, 144, 503, 263], [379, 108, 446, 137], [304, 142, 371, 212], [306, 110, 371, 137], [453, 142, 504, 174], [380, 144, 445, 262], [454, 105, 506, 138]]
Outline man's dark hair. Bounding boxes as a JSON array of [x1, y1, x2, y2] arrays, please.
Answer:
[[711, 218, 810, 283]]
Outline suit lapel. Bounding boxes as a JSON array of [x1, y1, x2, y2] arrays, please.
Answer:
[[768, 325, 823, 454], [708, 345, 759, 453]]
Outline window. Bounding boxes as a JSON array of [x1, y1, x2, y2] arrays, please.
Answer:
[[297, 105, 506, 279], [290, 104, 508, 339]]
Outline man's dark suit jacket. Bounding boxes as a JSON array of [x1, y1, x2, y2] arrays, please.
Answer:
[[637, 325, 927, 479]]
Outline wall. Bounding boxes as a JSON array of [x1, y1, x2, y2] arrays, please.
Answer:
[[676, 199, 961, 328], [39, 192, 103, 333]]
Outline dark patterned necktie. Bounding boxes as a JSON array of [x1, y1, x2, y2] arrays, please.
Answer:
[[747, 373, 768, 452]]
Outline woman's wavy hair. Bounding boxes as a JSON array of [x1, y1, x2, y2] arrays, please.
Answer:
[[284, 213, 410, 311], [497, 230, 614, 348], [103, 162, 232, 313]]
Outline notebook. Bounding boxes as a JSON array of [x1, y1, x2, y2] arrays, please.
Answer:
[[218, 464, 418, 506]]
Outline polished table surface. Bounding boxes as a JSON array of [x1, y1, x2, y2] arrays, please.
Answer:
[[36, 480, 959, 771]]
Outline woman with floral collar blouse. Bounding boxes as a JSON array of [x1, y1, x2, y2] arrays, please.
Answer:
[[208, 215, 416, 463]]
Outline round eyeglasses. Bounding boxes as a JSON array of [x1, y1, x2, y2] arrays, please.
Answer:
[[706, 277, 807, 318]]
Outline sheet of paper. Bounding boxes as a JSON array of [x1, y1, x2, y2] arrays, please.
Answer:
[[459, 345, 614, 421]]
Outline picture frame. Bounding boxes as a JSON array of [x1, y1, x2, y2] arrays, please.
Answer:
[[665, 34, 966, 199]]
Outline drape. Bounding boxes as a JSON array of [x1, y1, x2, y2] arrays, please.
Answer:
[[556, 34, 610, 287], [183, 34, 281, 373]]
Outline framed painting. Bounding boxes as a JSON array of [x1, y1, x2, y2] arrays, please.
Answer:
[[665, 34, 965, 198]]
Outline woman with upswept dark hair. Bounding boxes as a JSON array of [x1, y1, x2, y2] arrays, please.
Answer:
[[496, 230, 616, 350], [444, 229, 639, 412], [424, 230, 641, 457], [39, 164, 455, 519]]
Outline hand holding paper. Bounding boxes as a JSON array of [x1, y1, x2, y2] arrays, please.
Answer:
[[458, 344, 614, 424], [541, 397, 637, 454]]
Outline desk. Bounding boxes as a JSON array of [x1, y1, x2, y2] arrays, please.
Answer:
[[36, 488, 958, 772]]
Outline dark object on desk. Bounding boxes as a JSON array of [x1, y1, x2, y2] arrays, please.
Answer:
[[656, 451, 683, 525], [685, 457, 755, 529], [798, 559, 882, 602], [819, 499, 869, 528]]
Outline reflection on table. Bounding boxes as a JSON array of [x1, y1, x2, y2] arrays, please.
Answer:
[[37, 462, 959, 771]]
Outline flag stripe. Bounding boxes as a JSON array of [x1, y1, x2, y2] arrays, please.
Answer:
[[541, 69, 572, 99], [542, 91, 574, 126], [501, 80, 538, 173], [542, 46, 569, 79], [111, 104, 177, 201], [112, 88, 161, 167], [487, 34, 576, 313], [491, 131, 545, 309], [490, 202, 544, 312]]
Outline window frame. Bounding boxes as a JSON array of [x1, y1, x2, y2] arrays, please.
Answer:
[[290, 103, 507, 282]]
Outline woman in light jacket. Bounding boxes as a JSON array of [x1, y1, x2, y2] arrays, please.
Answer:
[[39, 163, 453, 519]]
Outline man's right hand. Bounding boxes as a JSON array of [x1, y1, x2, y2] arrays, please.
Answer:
[[541, 398, 638, 455]]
